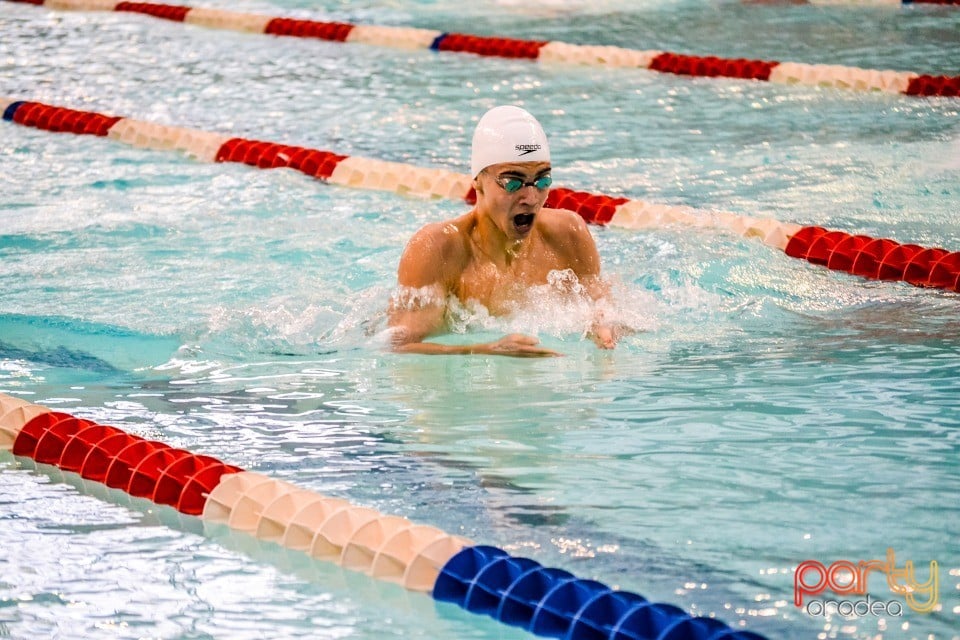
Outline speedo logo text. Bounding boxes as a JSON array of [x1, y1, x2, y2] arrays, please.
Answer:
[[515, 144, 541, 156]]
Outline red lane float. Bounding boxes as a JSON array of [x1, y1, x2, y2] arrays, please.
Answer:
[[9, 101, 121, 136], [3, 0, 957, 98], [10, 408, 242, 514], [905, 75, 960, 97], [114, 1, 190, 22], [3, 98, 957, 294], [432, 33, 548, 60], [789, 0, 955, 4], [215, 138, 348, 180], [785, 227, 960, 291], [545, 188, 630, 225], [264, 18, 354, 42], [649, 53, 779, 82]]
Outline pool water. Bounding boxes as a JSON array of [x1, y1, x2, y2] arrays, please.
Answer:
[[1, 1, 959, 638]]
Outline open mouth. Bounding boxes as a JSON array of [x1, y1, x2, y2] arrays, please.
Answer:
[[513, 213, 535, 231]]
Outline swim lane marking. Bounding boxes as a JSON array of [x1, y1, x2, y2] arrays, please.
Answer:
[[2, 0, 958, 98], [0, 391, 772, 640], [3, 98, 958, 294]]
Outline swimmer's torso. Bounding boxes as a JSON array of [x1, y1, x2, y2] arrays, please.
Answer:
[[451, 210, 582, 315]]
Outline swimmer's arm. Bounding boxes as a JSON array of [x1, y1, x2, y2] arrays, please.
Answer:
[[388, 226, 459, 351], [583, 278, 618, 350], [583, 275, 636, 350], [391, 329, 562, 357], [552, 211, 622, 349], [388, 301, 559, 356]]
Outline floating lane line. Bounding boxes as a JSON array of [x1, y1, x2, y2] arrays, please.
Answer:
[[0, 391, 772, 639], [807, 0, 957, 5], [2, 0, 958, 98], [3, 98, 959, 293]]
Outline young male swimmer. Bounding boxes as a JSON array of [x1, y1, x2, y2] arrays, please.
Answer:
[[388, 105, 620, 357]]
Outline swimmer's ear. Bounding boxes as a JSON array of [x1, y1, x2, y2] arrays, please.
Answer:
[[472, 175, 484, 195]]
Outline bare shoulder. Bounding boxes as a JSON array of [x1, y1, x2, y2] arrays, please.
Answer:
[[537, 207, 601, 275], [398, 214, 472, 287], [538, 207, 596, 250], [539, 207, 592, 241]]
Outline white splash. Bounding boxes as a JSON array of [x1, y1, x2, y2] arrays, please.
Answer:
[[444, 268, 659, 341]]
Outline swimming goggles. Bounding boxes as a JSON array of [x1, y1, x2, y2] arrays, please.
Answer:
[[493, 173, 553, 193]]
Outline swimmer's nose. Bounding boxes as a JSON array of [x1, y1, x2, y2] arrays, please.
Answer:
[[517, 183, 542, 205]]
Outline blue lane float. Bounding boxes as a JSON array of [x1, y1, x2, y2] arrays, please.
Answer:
[[436, 546, 767, 639]]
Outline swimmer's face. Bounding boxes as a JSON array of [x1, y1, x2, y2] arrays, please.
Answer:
[[476, 161, 552, 240]]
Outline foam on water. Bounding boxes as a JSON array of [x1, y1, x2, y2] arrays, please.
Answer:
[[441, 268, 660, 341]]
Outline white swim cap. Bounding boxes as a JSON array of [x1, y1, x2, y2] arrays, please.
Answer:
[[470, 105, 551, 178]]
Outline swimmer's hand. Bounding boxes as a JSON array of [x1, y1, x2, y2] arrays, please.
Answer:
[[390, 330, 561, 357], [590, 324, 617, 350], [482, 333, 562, 358], [588, 322, 635, 350]]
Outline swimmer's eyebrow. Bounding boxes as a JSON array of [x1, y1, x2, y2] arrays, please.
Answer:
[[498, 167, 552, 179]]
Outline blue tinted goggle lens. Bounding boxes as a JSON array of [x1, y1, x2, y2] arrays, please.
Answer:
[[502, 175, 552, 193]]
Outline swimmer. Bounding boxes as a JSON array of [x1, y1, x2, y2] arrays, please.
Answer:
[[388, 105, 622, 357]]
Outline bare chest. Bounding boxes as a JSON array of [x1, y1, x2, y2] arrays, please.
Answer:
[[455, 252, 567, 315]]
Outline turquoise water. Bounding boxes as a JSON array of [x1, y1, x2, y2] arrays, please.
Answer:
[[1, 1, 959, 638]]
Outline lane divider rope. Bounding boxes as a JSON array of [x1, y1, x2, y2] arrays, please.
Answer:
[[0, 391, 770, 639], [2, 0, 958, 98], [3, 98, 958, 293], [804, 0, 957, 5]]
